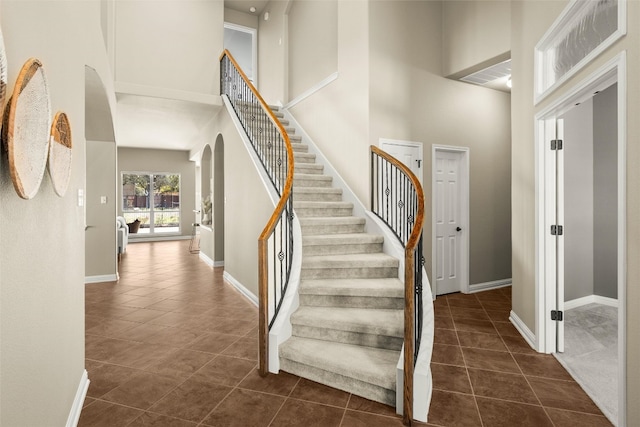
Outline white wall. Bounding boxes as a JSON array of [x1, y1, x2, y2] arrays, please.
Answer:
[[114, 0, 223, 95], [287, 0, 338, 100], [442, 0, 511, 78], [0, 1, 117, 425], [593, 83, 617, 299]]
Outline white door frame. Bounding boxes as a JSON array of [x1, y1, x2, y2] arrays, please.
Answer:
[[223, 22, 258, 87], [534, 52, 626, 426], [431, 145, 470, 296]]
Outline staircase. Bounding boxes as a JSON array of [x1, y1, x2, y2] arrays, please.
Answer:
[[267, 107, 405, 407]]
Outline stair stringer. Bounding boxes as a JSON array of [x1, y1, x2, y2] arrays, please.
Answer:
[[280, 108, 434, 422], [222, 97, 303, 374]]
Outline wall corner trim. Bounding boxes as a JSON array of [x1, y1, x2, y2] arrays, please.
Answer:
[[509, 310, 537, 352], [564, 294, 619, 310], [66, 369, 89, 427], [199, 252, 215, 268], [222, 271, 258, 307], [85, 274, 118, 284]]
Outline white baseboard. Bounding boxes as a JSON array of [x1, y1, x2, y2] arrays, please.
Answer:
[[468, 278, 512, 293], [213, 261, 225, 267], [509, 310, 537, 351], [199, 252, 214, 268], [565, 294, 619, 310], [85, 274, 117, 284], [129, 235, 191, 242], [222, 271, 258, 307], [66, 369, 89, 427]]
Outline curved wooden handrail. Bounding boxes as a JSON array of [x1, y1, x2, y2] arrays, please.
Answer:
[[370, 145, 424, 426], [221, 50, 295, 377]]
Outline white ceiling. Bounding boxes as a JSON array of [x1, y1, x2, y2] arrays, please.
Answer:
[[224, 0, 269, 15], [116, 94, 218, 151]]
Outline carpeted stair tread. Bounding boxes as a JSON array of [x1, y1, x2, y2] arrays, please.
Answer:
[[294, 201, 354, 218], [299, 217, 366, 235], [279, 337, 398, 391], [294, 163, 324, 174], [293, 152, 317, 163], [291, 306, 402, 338], [293, 173, 332, 187], [299, 278, 403, 298], [302, 253, 399, 268]]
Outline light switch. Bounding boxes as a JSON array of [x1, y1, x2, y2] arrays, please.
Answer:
[[78, 189, 84, 207], [100, 196, 108, 204]]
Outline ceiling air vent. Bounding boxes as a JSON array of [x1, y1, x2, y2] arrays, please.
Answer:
[[460, 59, 511, 87]]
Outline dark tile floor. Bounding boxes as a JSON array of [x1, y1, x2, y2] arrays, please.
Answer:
[[80, 241, 611, 426]]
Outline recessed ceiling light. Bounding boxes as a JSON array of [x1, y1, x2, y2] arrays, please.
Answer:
[[249, 6, 256, 13]]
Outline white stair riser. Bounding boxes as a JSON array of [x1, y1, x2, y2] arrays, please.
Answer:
[[291, 325, 403, 351], [300, 223, 366, 235]]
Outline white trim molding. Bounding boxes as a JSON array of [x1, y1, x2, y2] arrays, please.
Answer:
[[468, 278, 512, 294], [85, 274, 118, 284], [65, 369, 89, 427], [509, 311, 537, 352], [283, 72, 338, 109], [564, 295, 619, 310], [222, 271, 258, 307], [199, 252, 214, 268], [213, 261, 225, 268], [129, 235, 191, 243]]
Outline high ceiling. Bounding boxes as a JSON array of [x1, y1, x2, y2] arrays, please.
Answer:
[[224, 0, 269, 15]]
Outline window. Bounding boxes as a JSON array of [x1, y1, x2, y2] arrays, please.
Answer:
[[535, 0, 626, 103], [122, 173, 181, 235]]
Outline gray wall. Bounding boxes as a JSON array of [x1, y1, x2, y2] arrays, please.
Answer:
[[86, 140, 118, 278], [562, 99, 594, 301], [117, 148, 196, 238], [561, 83, 618, 302], [593, 83, 618, 299]]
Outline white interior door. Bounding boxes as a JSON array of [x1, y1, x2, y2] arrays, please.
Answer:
[[379, 140, 423, 184], [434, 151, 463, 295]]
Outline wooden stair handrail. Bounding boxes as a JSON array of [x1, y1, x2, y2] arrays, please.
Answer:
[[220, 50, 295, 377], [370, 145, 425, 426]]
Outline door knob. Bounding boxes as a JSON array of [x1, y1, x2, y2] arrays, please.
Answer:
[[456, 227, 462, 232]]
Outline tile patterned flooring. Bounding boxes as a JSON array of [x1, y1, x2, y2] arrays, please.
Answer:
[[81, 241, 611, 426]]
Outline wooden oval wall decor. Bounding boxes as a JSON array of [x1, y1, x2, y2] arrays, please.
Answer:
[[48, 112, 72, 197], [4, 58, 52, 199]]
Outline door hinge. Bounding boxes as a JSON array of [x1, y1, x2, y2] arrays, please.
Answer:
[[551, 225, 563, 236], [551, 139, 563, 150], [551, 310, 564, 321]]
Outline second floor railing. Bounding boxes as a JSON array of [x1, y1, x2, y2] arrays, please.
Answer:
[[370, 145, 425, 426], [220, 50, 294, 376]]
